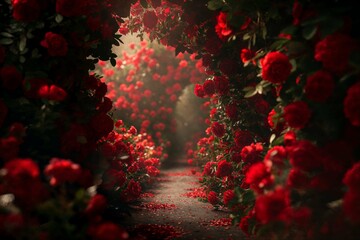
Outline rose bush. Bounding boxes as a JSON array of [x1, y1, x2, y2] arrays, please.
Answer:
[[122, 0, 360, 239]]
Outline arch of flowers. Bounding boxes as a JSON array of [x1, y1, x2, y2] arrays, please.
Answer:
[[1, 0, 360, 239]]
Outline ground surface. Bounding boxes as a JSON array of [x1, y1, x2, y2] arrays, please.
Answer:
[[120, 160, 246, 240]]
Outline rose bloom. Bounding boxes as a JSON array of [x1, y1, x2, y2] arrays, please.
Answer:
[[38, 84, 67, 101], [241, 143, 263, 164], [0, 65, 23, 91], [4, 158, 40, 183], [343, 162, 360, 192], [90, 113, 114, 138], [314, 33, 357, 75], [40, 32, 68, 56], [245, 162, 272, 193], [287, 140, 323, 172], [255, 188, 290, 224], [240, 48, 255, 64], [234, 130, 253, 149], [56, 0, 86, 17], [214, 76, 229, 95], [12, 0, 44, 22], [261, 51, 292, 84], [44, 158, 81, 186], [219, 58, 237, 76], [0, 99, 7, 127], [124, 179, 142, 201], [207, 191, 219, 205], [264, 146, 287, 168], [283, 101, 311, 129], [267, 108, 284, 131], [223, 189, 235, 206], [225, 103, 237, 119], [203, 79, 216, 96], [343, 191, 360, 224], [344, 82, 360, 126], [305, 70, 335, 102], [194, 83, 205, 98], [143, 10, 158, 29], [90, 222, 129, 240], [203, 161, 217, 176], [211, 122, 226, 138], [215, 12, 232, 40], [215, 160, 232, 178], [85, 194, 107, 216]]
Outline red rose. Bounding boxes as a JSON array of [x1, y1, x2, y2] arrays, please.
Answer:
[[245, 162, 272, 193], [0, 136, 21, 160], [44, 158, 81, 186], [56, 0, 86, 17], [264, 146, 287, 168], [203, 161, 216, 176], [207, 191, 219, 205], [267, 108, 284, 131], [0, 65, 23, 91], [287, 140, 323, 172], [239, 215, 251, 236], [38, 84, 67, 101], [103, 169, 126, 189], [0, 99, 7, 128], [40, 32, 68, 56], [225, 103, 237, 119], [241, 143, 263, 165], [343, 162, 360, 192], [146, 166, 160, 177], [314, 33, 357, 75], [343, 191, 360, 224], [219, 58, 237, 76], [85, 194, 107, 216], [240, 48, 255, 64], [194, 84, 205, 98], [234, 130, 253, 149], [150, 0, 161, 8], [344, 82, 360, 126], [283, 101, 311, 129], [215, 160, 232, 178], [214, 76, 229, 95], [211, 122, 226, 138], [90, 222, 129, 240], [4, 158, 40, 183], [292, 0, 302, 26], [261, 51, 292, 84], [255, 188, 290, 224], [124, 179, 142, 201], [23, 78, 48, 98], [143, 10, 158, 29], [204, 36, 222, 55], [203, 79, 215, 96], [223, 189, 235, 206], [90, 113, 114, 138], [215, 12, 232, 40], [0, 45, 5, 64], [305, 70, 335, 102], [12, 0, 44, 22], [284, 130, 297, 146]]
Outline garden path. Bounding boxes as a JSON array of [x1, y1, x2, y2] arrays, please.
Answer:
[[119, 159, 246, 240]]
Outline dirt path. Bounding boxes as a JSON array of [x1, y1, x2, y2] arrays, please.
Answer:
[[120, 161, 246, 240]]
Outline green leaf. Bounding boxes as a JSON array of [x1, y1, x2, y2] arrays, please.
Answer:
[[0, 32, 13, 38], [140, 0, 148, 8], [0, 38, 13, 45], [110, 58, 116, 67], [302, 25, 317, 40], [207, 0, 224, 11], [19, 35, 26, 52], [55, 14, 63, 23], [244, 89, 257, 98]]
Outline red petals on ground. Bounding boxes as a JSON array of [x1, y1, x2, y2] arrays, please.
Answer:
[[130, 224, 184, 240], [140, 202, 176, 211], [140, 192, 155, 198], [182, 187, 206, 199], [209, 218, 233, 227]]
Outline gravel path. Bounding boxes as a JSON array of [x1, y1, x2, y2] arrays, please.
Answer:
[[120, 161, 246, 240]]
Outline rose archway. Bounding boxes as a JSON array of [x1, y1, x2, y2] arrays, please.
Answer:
[[1, 0, 360, 239]]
